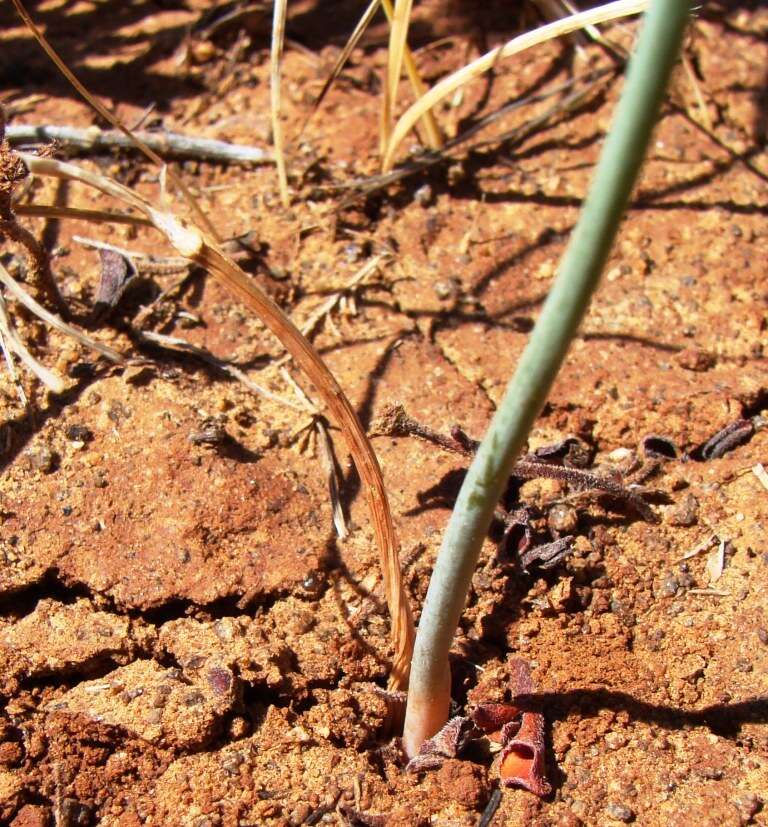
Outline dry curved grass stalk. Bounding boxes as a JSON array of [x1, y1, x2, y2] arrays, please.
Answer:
[[21, 152, 415, 690], [0, 287, 62, 396], [382, 0, 649, 171], [380, 0, 442, 151]]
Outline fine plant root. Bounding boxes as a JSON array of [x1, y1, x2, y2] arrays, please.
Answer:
[[372, 403, 658, 523], [5, 124, 274, 166], [273, 253, 390, 369], [135, 330, 305, 413]]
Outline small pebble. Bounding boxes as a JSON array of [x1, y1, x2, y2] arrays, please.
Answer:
[[27, 446, 56, 473], [414, 184, 433, 206], [666, 494, 699, 527], [183, 690, 205, 707], [733, 792, 762, 820], [289, 803, 312, 826], [343, 243, 363, 262], [152, 686, 171, 708], [605, 802, 634, 822], [675, 347, 715, 372], [659, 573, 679, 598], [604, 732, 628, 750], [220, 751, 244, 774], [228, 716, 249, 739], [144, 708, 163, 725], [65, 424, 93, 443], [548, 503, 579, 535], [433, 277, 459, 300]]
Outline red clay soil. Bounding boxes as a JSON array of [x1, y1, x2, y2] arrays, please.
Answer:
[[0, 1, 767, 825]]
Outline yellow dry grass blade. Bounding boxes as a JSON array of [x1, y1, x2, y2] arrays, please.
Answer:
[[270, 0, 291, 207], [381, 0, 414, 155], [382, 0, 649, 171], [380, 0, 442, 151], [10, 0, 220, 241], [21, 152, 415, 691]]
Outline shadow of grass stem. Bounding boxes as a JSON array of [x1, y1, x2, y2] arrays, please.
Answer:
[[402, 0, 691, 758]]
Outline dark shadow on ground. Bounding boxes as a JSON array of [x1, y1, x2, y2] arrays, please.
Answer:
[[517, 689, 768, 740]]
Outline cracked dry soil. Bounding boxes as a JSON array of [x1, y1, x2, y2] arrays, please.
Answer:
[[0, 1, 767, 825]]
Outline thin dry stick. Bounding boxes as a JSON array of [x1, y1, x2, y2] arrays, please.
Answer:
[[5, 124, 274, 165], [753, 463, 768, 494], [22, 152, 415, 691], [72, 234, 191, 271], [10, 0, 220, 241], [273, 254, 387, 369], [302, 0, 382, 134], [270, 0, 291, 207], [382, 0, 649, 170], [196, 2, 266, 40], [680, 51, 712, 131], [279, 366, 350, 541], [315, 417, 350, 540], [338, 67, 613, 204]]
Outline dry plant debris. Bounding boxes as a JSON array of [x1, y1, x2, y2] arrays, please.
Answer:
[[5, 123, 273, 165], [372, 402, 658, 525]]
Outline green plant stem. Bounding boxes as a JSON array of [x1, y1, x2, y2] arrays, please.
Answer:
[[402, 0, 690, 758]]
